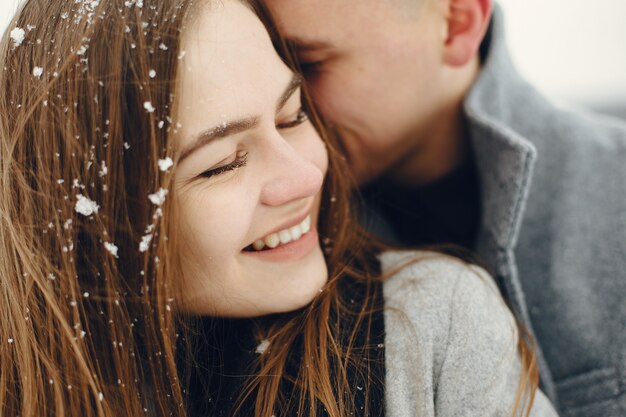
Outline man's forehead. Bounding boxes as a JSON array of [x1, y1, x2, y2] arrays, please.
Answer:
[[265, 0, 350, 15], [265, 0, 377, 46], [265, 0, 401, 34], [266, 0, 344, 29]]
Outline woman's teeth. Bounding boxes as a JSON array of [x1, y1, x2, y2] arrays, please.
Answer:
[[251, 215, 311, 251]]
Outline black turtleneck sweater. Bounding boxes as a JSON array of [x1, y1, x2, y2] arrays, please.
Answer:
[[360, 157, 481, 251]]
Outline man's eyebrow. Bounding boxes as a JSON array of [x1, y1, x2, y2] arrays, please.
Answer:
[[178, 74, 303, 163]]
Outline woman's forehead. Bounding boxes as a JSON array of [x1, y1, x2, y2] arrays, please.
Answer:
[[180, 0, 284, 90], [175, 0, 292, 143]]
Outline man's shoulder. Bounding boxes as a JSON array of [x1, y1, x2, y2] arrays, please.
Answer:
[[469, 61, 626, 185], [469, 60, 626, 158], [532, 100, 626, 155], [467, 3, 626, 163]]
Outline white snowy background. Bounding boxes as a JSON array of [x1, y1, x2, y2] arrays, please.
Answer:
[[1, 0, 625, 119]]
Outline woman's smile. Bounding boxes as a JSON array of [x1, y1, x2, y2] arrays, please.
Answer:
[[243, 214, 318, 262], [172, 0, 329, 317], [245, 212, 311, 251]]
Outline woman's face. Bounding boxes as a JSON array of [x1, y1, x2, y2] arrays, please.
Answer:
[[172, 0, 329, 317]]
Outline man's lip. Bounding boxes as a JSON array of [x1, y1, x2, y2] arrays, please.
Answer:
[[242, 206, 313, 250]]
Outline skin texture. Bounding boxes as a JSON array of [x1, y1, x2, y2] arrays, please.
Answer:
[[173, 0, 329, 317], [264, 0, 489, 186]]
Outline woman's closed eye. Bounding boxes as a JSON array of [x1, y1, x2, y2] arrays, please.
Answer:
[[277, 108, 309, 129], [200, 151, 248, 179], [198, 109, 308, 179]]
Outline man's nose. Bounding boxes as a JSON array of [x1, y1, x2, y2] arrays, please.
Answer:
[[259, 140, 324, 207]]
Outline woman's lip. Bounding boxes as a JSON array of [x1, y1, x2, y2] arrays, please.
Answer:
[[242, 228, 318, 262], [244, 207, 312, 249]]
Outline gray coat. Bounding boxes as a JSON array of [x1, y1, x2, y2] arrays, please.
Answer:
[[464, 5, 626, 416], [381, 251, 559, 417]]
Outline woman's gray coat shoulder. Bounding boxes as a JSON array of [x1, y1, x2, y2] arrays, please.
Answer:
[[379, 250, 559, 417]]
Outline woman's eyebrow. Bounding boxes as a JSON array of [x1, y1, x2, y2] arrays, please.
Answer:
[[277, 74, 302, 112], [178, 74, 303, 163]]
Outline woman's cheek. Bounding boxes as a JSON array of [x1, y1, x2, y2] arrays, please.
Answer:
[[301, 125, 330, 176], [181, 191, 244, 257]]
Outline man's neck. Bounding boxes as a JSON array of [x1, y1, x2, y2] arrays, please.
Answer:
[[384, 58, 480, 188]]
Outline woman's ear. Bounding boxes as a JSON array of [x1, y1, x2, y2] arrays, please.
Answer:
[[442, 0, 492, 67]]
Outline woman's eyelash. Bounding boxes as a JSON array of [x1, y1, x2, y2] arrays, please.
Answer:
[[200, 152, 248, 179], [197, 109, 306, 180], [277, 109, 309, 129]]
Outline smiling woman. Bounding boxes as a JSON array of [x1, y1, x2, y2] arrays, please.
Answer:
[[0, 0, 378, 415], [0, 1, 553, 417], [172, 0, 329, 317]]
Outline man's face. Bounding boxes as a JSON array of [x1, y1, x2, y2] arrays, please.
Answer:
[[266, 0, 447, 184]]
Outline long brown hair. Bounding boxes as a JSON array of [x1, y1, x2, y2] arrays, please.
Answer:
[[0, 1, 536, 417], [1, 0, 192, 415], [0, 0, 378, 415]]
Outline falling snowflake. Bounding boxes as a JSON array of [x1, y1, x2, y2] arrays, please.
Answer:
[[158, 43, 168, 51], [73, 179, 85, 189], [149, 69, 156, 78], [124, 0, 142, 8], [255, 339, 270, 354], [148, 188, 168, 206], [104, 242, 119, 258], [74, 194, 99, 216], [33, 66, 43, 78], [74, 0, 101, 25], [158, 157, 173, 172], [143, 101, 155, 113], [98, 160, 107, 177], [10, 27, 25, 47], [139, 234, 153, 252]]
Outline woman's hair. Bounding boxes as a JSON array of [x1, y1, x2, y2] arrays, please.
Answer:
[[0, 1, 536, 417], [0, 0, 194, 415], [0, 0, 380, 415]]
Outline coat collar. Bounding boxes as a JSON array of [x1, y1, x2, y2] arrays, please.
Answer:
[[464, 4, 538, 259]]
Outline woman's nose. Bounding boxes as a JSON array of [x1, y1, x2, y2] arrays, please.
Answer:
[[259, 141, 325, 207]]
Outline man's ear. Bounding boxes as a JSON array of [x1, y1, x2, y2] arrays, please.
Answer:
[[442, 0, 492, 67]]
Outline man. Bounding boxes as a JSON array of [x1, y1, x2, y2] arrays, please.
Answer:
[[263, 0, 626, 415]]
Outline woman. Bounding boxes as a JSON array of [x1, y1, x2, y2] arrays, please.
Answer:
[[0, 0, 557, 416]]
